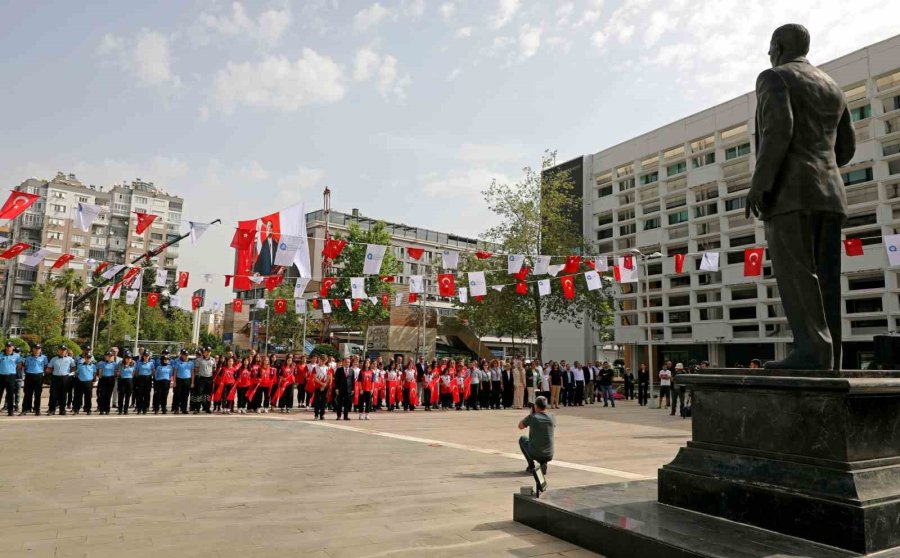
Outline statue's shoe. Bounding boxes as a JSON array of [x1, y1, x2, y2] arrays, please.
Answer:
[[764, 355, 831, 371]]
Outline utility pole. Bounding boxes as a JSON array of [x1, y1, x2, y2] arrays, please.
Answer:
[[90, 288, 100, 349], [133, 272, 143, 354], [319, 186, 332, 343]]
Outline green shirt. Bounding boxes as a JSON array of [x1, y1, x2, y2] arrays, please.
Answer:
[[523, 412, 555, 459]]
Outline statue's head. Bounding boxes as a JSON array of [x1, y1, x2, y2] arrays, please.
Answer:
[[769, 24, 810, 67]]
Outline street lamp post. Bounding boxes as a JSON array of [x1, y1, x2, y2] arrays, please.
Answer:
[[632, 249, 662, 406]]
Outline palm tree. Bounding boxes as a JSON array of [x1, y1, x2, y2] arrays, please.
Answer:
[[49, 268, 85, 337]]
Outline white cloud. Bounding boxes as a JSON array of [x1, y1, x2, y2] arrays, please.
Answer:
[[457, 143, 522, 163], [643, 10, 677, 47], [98, 29, 180, 88], [210, 49, 345, 113], [455, 26, 474, 38], [575, 0, 604, 27], [354, 3, 392, 31], [69, 157, 190, 189], [518, 23, 542, 61], [439, 2, 455, 20], [555, 3, 574, 25], [352, 47, 410, 100], [238, 161, 270, 182], [401, 0, 426, 17], [491, 0, 520, 29], [447, 67, 462, 81], [423, 168, 511, 199], [277, 166, 325, 205], [195, 2, 292, 48]]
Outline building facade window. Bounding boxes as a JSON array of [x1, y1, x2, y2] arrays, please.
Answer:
[[666, 161, 687, 177], [725, 143, 751, 160], [640, 172, 659, 185], [692, 152, 716, 168], [724, 197, 746, 211], [850, 104, 872, 121], [643, 217, 660, 230], [842, 168, 873, 185], [668, 210, 689, 225]]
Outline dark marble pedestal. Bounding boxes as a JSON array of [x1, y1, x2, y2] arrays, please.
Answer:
[[514, 369, 900, 556]]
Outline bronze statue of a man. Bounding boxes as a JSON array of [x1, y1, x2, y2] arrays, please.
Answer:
[[746, 24, 856, 370]]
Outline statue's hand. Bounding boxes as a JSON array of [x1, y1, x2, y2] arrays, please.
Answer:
[[745, 188, 765, 219]]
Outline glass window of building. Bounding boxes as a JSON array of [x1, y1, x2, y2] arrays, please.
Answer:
[[643, 217, 660, 230], [692, 152, 716, 168], [640, 172, 659, 185], [724, 197, 746, 211], [725, 143, 751, 160], [668, 210, 688, 225], [850, 104, 872, 121], [691, 135, 715, 152], [876, 71, 900, 91], [842, 168, 873, 186], [721, 124, 748, 142], [667, 161, 687, 177]]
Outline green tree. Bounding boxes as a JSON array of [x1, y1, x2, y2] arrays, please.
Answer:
[[48, 268, 85, 336], [327, 222, 400, 345], [198, 330, 223, 352], [468, 150, 614, 360], [43, 335, 83, 357], [22, 284, 64, 341]]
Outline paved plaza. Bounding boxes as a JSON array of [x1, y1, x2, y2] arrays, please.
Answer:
[[0, 399, 691, 558]]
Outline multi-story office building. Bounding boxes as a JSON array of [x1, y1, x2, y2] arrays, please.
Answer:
[[544, 33, 900, 369], [0, 172, 183, 334]]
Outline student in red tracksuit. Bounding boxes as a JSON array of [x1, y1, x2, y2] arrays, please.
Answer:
[[236, 358, 253, 414], [295, 355, 308, 408], [256, 356, 275, 413], [357, 363, 374, 420], [304, 358, 316, 410], [276, 357, 296, 413], [214, 357, 237, 413]]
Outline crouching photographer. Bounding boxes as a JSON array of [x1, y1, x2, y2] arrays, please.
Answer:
[[518, 395, 555, 475]]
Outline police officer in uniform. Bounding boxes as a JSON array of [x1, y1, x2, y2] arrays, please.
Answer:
[[134, 351, 155, 415], [97, 351, 118, 414], [191, 347, 215, 414], [73, 352, 98, 415], [116, 351, 135, 414], [0, 341, 22, 416], [172, 349, 195, 414], [153, 354, 174, 414], [47, 346, 75, 415], [21, 344, 48, 415]]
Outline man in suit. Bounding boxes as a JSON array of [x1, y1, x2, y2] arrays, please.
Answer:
[[333, 357, 355, 420], [253, 221, 279, 276], [746, 24, 855, 371], [415, 356, 428, 409]]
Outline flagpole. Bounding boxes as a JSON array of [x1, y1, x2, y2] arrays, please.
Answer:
[[91, 288, 100, 350], [265, 304, 270, 357], [133, 273, 143, 354], [302, 309, 308, 355]]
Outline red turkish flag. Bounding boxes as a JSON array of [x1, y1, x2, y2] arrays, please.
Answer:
[[0, 242, 30, 259], [407, 247, 424, 260], [744, 248, 765, 277], [583, 259, 595, 270], [178, 271, 189, 289], [191, 295, 202, 310], [122, 267, 140, 286], [475, 250, 492, 259], [319, 277, 336, 297], [623, 255, 635, 270], [51, 254, 74, 269], [232, 299, 243, 313], [380, 275, 395, 283], [147, 293, 160, 307], [312, 299, 320, 309], [322, 239, 347, 260], [331, 298, 341, 308], [843, 238, 864, 256], [474, 295, 483, 303], [93, 261, 109, 276], [674, 254, 686, 274], [409, 293, 418, 304], [274, 299, 287, 313], [352, 300, 361, 312], [230, 226, 256, 250], [265, 274, 282, 291], [225, 275, 233, 287], [134, 212, 157, 234], [560, 275, 576, 299], [515, 281, 528, 295], [381, 294, 389, 308], [0, 191, 39, 220], [563, 256, 582, 273], [514, 266, 531, 281], [438, 273, 456, 297]]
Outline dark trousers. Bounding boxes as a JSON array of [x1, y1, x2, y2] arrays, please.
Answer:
[[191, 376, 212, 412], [97, 376, 115, 412], [237, 387, 248, 410], [402, 388, 411, 410], [134, 376, 151, 412], [766, 212, 842, 370], [574, 381, 585, 405], [480, 382, 491, 409], [153, 379, 171, 412], [73, 380, 93, 412], [313, 389, 327, 417], [336, 391, 352, 418], [670, 386, 686, 416], [22, 374, 43, 413], [638, 382, 648, 406], [659, 385, 671, 407], [467, 384, 480, 409], [0, 374, 15, 414], [359, 391, 372, 414], [173, 378, 191, 412], [49, 375, 70, 414], [117, 378, 133, 411], [519, 436, 551, 470], [490, 380, 501, 408], [624, 382, 635, 400]]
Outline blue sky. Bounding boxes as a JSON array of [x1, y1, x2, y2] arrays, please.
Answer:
[[1, 0, 897, 306]]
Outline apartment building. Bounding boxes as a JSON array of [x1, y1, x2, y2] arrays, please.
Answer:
[[546, 33, 900, 370], [1, 172, 184, 334]]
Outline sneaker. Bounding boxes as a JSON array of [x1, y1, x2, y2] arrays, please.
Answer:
[[364, 415, 369, 420], [540, 463, 548, 475]]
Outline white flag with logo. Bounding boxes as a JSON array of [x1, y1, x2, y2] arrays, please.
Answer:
[[538, 279, 551, 297], [395, 293, 404, 307], [350, 277, 368, 299], [203, 273, 214, 283], [75, 202, 105, 232], [23, 248, 49, 268], [508, 254, 525, 275], [322, 299, 332, 314], [155, 269, 168, 287], [594, 256, 609, 272], [294, 277, 310, 298], [885, 234, 900, 267], [468, 271, 487, 297], [533, 255, 550, 275], [212, 301, 221, 312], [368, 296, 378, 305], [102, 264, 126, 280], [274, 232, 302, 267], [189, 221, 211, 245], [249, 274, 265, 285], [255, 299, 266, 309], [584, 270, 603, 291], [345, 299, 353, 311], [547, 264, 564, 277], [169, 294, 180, 308], [492, 285, 505, 292], [363, 244, 387, 275], [129, 270, 143, 292], [699, 251, 720, 272], [295, 299, 307, 314], [125, 290, 138, 305], [441, 250, 459, 270], [615, 257, 639, 283], [409, 275, 424, 294], [458, 287, 468, 303]]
